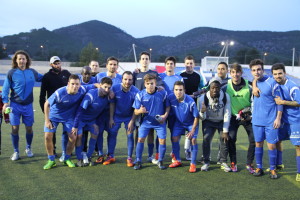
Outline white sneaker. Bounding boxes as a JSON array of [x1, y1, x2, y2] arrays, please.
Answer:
[[221, 162, 232, 172], [201, 163, 210, 171], [152, 159, 159, 165], [59, 152, 65, 163], [82, 152, 89, 164], [25, 148, 34, 157], [185, 150, 191, 161], [10, 152, 20, 161]]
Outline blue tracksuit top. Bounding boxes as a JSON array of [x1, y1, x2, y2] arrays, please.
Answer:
[[2, 68, 43, 105]]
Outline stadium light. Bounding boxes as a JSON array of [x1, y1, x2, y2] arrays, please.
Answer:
[[220, 40, 234, 57]]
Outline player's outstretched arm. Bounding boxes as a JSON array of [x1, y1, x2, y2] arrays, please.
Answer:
[[274, 96, 300, 107]]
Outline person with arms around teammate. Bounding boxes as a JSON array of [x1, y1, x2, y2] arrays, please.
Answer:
[[95, 57, 122, 164], [271, 63, 300, 181], [73, 77, 112, 167], [250, 59, 282, 179], [43, 74, 95, 169]]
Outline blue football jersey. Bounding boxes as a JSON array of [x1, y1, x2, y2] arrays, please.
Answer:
[[111, 83, 139, 123], [96, 72, 122, 86], [168, 93, 199, 126], [48, 86, 89, 122], [79, 75, 96, 85], [252, 76, 282, 126], [133, 89, 169, 126], [279, 78, 300, 124], [80, 88, 110, 122], [159, 73, 183, 93]]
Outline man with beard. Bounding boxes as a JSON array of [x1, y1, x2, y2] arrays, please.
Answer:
[[39, 56, 71, 161], [271, 63, 300, 181], [109, 71, 139, 167], [43, 74, 96, 169]]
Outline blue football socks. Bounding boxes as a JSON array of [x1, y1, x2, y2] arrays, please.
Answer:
[[48, 155, 55, 161], [61, 131, 68, 153], [158, 144, 166, 162], [172, 141, 180, 161], [127, 133, 134, 158], [136, 142, 144, 162], [297, 156, 300, 173], [75, 145, 83, 160], [191, 144, 198, 165], [25, 132, 33, 149], [148, 143, 154, 158], [11, 134, 19, 153], [255, 147, 263, 169], [277, 150, 283, 165], [87, 137, 97, 158], [268, 149, 277, 170]]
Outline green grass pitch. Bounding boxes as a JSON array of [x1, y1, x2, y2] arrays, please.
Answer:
[[0, 88, 299, 200]]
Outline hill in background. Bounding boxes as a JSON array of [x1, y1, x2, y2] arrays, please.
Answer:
[[1, 20, 299, 65]]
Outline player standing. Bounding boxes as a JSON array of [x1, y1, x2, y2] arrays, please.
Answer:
[[133, 74, 170, 170], [168, 81, 199, 172]]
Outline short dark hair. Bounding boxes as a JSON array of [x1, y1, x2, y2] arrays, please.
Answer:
[[89, 60, 99, 65], [249, 59, 264, 70], [140, 51, 151, 60], [106, 56, 119, 64], [69, 74, 80, 81], [165, 56, 176, 65], [144, 73, 157, 82], [12, 50, 31, 69], [210, 81, 221, 88], [271, 63, 286, 73], [218, 62, 228, 69], [101, 77, 113, 85], [122, 71, 133, 79], [184, 55, 195, 62], [230, 63, 243, 73], [173, 81, 185, 89], [81, 66, 91, 74]]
